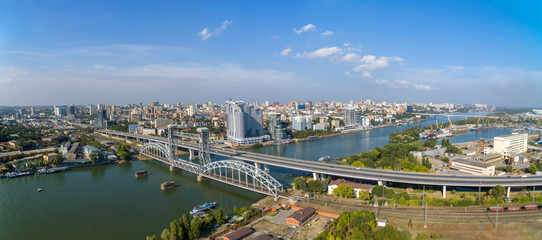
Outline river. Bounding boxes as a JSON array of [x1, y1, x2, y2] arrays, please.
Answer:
[[0, 113, 513, 239]]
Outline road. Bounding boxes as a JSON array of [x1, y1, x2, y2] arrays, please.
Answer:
[[97, 129, 542, 188]]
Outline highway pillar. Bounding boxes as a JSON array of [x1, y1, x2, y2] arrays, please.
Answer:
[[377, 180, 386, 186], [442, 186, 447, 198], [507, 186, 511, 198], [264, 164, 269, 172], [197, 175, 208, 181], [321, 174, 327, 180], [254, 162, 261, 169], [189, 149, 197, 160], [313, 172, 320, 181], [169, 166, 180, 172]]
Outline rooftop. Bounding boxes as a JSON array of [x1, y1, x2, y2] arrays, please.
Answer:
[[286, 207, 316, 223], [452, 159, 492, 168], [329, 179, 372, 190]]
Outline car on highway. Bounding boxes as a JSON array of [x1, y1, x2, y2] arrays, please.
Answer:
[[522, 175, 528, 178]]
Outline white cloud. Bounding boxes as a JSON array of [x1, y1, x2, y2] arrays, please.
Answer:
[[374, 79, 388, 85], [342, 53, 360, 62], [295, 47, 342, 59], [376, 79, 436, 91], [293, 24, 316, 34], [221, 20, 232, 30], [270, 35, 279, 39], [280, 48, 292, 56], [353, 55, 404, 77], [198, 20, 232, 40], [321, 31, 333, 36], [198, 28, 212, 40]]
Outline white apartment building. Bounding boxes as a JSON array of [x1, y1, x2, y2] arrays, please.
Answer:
[[493, 132, 528, 158]]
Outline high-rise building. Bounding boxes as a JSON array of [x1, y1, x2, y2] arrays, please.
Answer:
[[54, 105, 68, 117], [344, 107, 361, 126], [268, 114, 288, 140], [292, 115, 313, 131], [30, 106, 35, 115], [95, 109, 107, 128], [187, 105, 196, 116], [226, 101, 269, 144], [130, 109, 142, 122]]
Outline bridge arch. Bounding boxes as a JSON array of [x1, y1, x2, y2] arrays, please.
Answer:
[[200, 160, 283, 197], [140, 142, 173, 163]]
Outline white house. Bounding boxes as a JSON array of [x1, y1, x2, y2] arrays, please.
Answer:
[[327, 179, 372, 198]]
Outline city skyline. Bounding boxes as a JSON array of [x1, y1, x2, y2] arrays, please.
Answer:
[[1, 1, 541, 107]]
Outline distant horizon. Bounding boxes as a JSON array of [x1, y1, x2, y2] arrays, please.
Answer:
[[0, 102, 539, 110], [1, 1, 541, 106]]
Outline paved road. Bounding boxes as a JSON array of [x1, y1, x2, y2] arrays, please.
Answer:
[[98, 129, 542, 188]]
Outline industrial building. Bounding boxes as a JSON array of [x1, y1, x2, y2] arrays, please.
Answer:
[[223, 227, 252, 240], [285, 207, 316, 226], [449, 159, 495, 176]]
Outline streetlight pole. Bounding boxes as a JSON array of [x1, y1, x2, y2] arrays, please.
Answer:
[[496, 204, 499, 229], [479, 180, 481, 202]]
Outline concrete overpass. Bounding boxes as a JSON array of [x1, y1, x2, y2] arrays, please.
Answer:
[[97, 129, 542, 198]]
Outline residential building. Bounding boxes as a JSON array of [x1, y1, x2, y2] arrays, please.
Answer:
[[327, 179, 372, 198], [292, 115, 312, 131], [54, 105, 67, 117], [493, 132, 528, 158], [344, 107, 361, 126], [285, 207, 316, 226], [268, 114, 287, 140], [226, 101, 269, 144], [154, 118, 172, 128]]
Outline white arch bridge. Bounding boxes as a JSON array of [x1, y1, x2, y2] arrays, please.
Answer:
[[140, 141, 283, 198]]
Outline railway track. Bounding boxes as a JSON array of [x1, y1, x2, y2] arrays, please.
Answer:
[[301, 198, 542, 222]]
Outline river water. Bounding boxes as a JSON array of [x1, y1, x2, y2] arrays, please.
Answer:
[[0, 113, 513, 239]]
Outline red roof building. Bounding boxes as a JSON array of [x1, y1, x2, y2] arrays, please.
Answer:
[[285, 207, 316, 226]]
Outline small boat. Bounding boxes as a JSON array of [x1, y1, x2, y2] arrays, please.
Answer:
[[318, 156, 331, 162], [190, 202, 216, 215], [37, 188, 43, 192]]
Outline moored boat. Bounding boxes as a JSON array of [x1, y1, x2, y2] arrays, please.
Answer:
[[189, 202, 216, 215]]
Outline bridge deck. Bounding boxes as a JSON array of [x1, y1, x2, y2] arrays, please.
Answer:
[[100, 129, 542, 188]]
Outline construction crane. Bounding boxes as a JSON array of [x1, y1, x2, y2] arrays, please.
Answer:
[[448, 116, 455, 131]]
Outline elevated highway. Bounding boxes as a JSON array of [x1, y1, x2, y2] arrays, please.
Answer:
[[97, 129, 542, 197]]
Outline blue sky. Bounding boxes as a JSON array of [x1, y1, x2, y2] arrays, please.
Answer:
[[1, 0, 541, 106]]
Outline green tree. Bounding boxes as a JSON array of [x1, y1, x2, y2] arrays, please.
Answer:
[[442, 157, 450, 164], [49, 154, 64, 165], [371, 225, 409, 240], [421, 157, 431, 169], [358, 190, 372, 200], [307, 179, 324, 193], [179, 214, 190, 239], [160, 229, 171, 240], [169, 220, 181, 240], [214, 208, 227, 224], [189, 218, 200, 239], [89, 151, 105, 163], [118, 151, 130, 160], [146, 235, 159, 240], [489, 185, 506, 199], [333, 185, 354, 198], [293, 176, 308, 190]]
